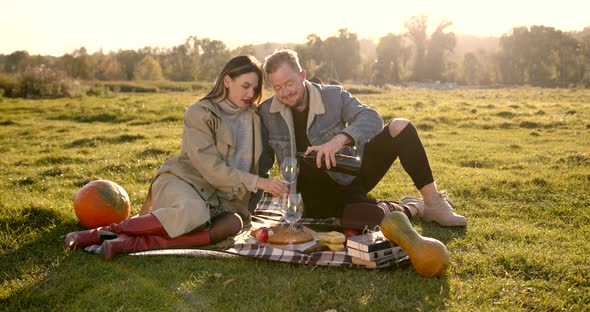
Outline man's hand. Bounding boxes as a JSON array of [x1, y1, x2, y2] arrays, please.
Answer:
[[256, 177, 288, 198], [305, 133, 351, 170]]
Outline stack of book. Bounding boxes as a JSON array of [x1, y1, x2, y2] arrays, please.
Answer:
[[346, 231, 407, 268]]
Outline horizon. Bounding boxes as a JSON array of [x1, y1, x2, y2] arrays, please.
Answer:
[[1, 0, 589, 57]]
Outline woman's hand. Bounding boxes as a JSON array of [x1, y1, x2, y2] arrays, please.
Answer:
[[256, 177, 288, 198], [305, 133, 351, 170]]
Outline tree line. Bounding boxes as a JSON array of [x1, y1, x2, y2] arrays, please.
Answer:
[[1, 15, 589, 95]]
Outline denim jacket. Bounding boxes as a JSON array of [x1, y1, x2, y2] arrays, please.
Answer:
[[257, 81, 383, 186]]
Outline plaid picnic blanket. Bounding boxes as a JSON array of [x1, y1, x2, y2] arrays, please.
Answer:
[[224, 193, 408, 269], [248, 192, 339, 226], [86, 193, 408, 269]]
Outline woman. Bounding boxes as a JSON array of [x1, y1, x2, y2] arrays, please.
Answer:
[[65, 55, 287, 259]]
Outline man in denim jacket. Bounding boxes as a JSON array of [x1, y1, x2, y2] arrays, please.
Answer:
[[257, 49, 466, 226]]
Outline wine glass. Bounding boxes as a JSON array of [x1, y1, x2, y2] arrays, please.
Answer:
[[282, 193, 304, 232], [281, 156, 299, 199], [272, 156, 298, 206], [281, 156, 298, 193]]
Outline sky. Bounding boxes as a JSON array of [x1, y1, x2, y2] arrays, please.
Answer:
[[2, 0, 589, 56]]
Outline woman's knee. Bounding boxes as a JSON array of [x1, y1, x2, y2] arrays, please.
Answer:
[[223, 213, 243, 234], [209, 212, 243, 242], [388, 118, 410, 138]]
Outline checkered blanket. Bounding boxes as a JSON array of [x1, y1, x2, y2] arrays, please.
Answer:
[[248, 192, 339, 226], [222, 194, 408, 269], [87, 193, 408, 269]]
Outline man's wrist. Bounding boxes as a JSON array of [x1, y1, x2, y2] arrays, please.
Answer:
[[335, 133, 351, 146]]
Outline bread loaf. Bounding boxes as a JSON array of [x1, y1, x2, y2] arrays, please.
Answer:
[[266, 225, 313, 245]]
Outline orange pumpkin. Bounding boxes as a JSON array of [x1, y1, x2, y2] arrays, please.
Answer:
[[73, 180, 131, 229]]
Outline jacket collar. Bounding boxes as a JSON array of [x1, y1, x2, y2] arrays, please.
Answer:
[[201, 98, 223, 116], [269, 92, 285, 113], [305, 81, 325, 130]]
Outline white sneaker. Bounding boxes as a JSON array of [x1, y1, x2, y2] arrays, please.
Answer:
[[402, 191, 467, 227], [400, 195, 425, 216]]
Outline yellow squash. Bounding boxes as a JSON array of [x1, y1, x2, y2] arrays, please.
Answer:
[[380, 211, 450, 277]]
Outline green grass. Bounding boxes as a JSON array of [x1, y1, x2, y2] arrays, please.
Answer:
[[1, 88, 589, 311]]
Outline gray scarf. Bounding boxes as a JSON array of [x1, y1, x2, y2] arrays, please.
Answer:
[[217, 99, 253, 173]]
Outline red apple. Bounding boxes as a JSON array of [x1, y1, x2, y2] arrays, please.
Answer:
[[343, 228, 360, 238], [253, 227, 272, 243]]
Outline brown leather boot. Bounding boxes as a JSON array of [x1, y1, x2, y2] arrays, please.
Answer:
[[99, 230, 211, 260]]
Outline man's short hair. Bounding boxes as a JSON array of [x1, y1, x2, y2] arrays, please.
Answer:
[[264, 49, 302, 75]]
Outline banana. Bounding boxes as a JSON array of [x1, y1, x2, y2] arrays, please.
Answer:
[[323, 242, 346, 252], [316, 231, 346, 244], [302, 242, 330, 254]]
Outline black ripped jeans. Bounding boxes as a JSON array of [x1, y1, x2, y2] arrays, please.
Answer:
[[299, 121, 434, 218]]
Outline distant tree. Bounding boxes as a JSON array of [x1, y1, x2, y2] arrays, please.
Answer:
[[231, 44, 256, 57], [186, 36, 201, 80], [137, 46, 162, 57], [57, 54, 76, 78], [498, 26, 529, 84], [198, 38, 229, 81], [73, 47, 97, 80], [578, 29, 590, 83], [462, 52, 480, 85], [160, 38, 199, 81], [356, 58, 375, 84], [321, 38, 339, 81], [95, 53, 124, 80], [294, 43, 311, 72], [527, 26, 558, 85], [425, 21, 456, 81], [476, 50, 498, 85], [404, 16, 458, 82], [116, 50, 140, 80], [159, 45, 187, 81], [295, 34, 324, 77], [445, 61, 460, 83], [322, 29, 360, 81], [160, 36, 201, 81], [133, 55, 163, 80], [375, 33, 407, 84], [4, 51, 30, 73], [498, 25, 580, 86], [404, 15, 429, 80], [555, 32, 579, 85]]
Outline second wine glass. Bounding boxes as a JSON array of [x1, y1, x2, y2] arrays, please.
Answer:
[[282, 193, 304, 232]]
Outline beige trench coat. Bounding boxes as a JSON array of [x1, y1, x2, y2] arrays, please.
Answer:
[[146, 99, 262, 237]]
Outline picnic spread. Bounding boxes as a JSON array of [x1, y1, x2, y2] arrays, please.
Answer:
[[85, 193, 409, 269]]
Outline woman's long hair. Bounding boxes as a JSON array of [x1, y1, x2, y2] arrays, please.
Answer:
[[201, 55, 264, 105]]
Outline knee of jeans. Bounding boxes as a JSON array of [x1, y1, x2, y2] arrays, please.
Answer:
[[388, 118, 410, 137]]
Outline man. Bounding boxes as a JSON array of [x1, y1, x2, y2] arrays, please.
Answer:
[[257, 49, 466, 227]]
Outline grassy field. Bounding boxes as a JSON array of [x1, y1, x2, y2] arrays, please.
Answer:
[[0, 87, 589, 311]]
